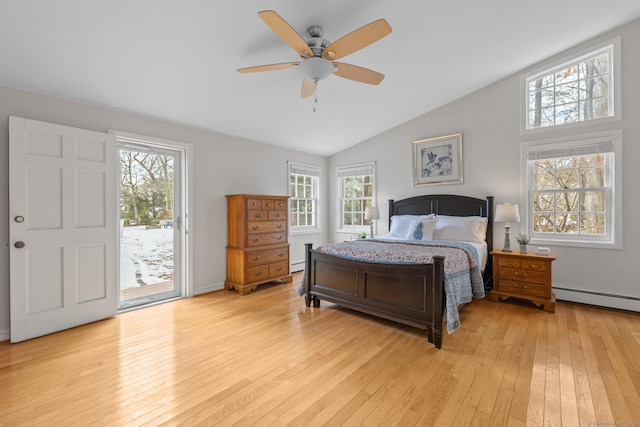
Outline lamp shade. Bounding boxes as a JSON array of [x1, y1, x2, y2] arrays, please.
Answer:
[[364, 206, 380, 220], [494, 203, 520, 223]]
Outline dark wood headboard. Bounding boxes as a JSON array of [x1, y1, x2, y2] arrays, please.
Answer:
[[388, 194, 495, 289]]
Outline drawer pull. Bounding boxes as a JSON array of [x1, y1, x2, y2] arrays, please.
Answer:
[[252, 225, 259, 230], [254, 213, 261, 218], [254, 271, 262, 276], [277, 224, 282, 229], [274, 212, 280, 217], [251, 256, 259, 261], [265, 203, 272, 207], [278, 252, 284, 257], [252, 238, 259, 243], [514, 272, 528, 278], [276, 236, 282, 240], [275, 267, 282, 272], [515, 284, 528, 290]]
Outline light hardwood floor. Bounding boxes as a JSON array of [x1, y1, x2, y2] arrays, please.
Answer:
[[1, 272, 639, 426]]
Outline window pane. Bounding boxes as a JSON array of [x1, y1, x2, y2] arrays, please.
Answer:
[[529, 108, 555, 128], [555, 66, 578, 84], [555, 82, 579, 104], [555, 169, 579, 189], [581, 168, 604, 188], [555, 192, 579, 211], [581, 213, 605, 235], [533, 213, 554, 233], [534, 171, 554, 191], [580, 191, 605, 211], [533, 193, 554, 211], [555, 103, 579, 125], [580, 76, 609, 100], [579, 97, 609, 121], [579, 53, 609, 78], [555, 212, 579, 233]]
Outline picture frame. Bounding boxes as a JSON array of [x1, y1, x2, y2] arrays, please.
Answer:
[[412, 133, 463, 186]]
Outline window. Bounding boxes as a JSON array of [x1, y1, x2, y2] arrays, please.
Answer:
[[288, 161, 319, 233], [523, 131, 621, 248], [524, 39, 619, 131], [337, 162, 376, 232]]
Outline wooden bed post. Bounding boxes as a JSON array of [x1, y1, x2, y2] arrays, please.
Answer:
[[304, 243, 313, 307], [431, 255, 445, 349]]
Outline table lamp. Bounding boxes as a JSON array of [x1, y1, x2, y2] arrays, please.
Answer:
[[494, 203, 520, 252], [364, 206, 380, 238]]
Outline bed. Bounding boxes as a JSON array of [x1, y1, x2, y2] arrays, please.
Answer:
[[302, 194, 494, 349]]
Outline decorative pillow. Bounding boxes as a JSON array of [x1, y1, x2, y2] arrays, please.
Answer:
[[405, 219, 438, 241], [432, 215, 488, 243], [388, 214, 434, 239]]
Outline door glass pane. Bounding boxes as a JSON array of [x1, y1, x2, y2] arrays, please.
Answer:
[[119, 148, 179, 309]]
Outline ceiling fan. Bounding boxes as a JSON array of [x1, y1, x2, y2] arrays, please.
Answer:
[[237, 10, 392, 98]]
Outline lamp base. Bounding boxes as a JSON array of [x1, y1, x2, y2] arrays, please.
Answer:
[[502, 225, 512, 252]]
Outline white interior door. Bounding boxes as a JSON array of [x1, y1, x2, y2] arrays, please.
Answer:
[[9, 116, 117, 343]]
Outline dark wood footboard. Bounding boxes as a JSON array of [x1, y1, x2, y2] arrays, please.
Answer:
[[304, 243, 446, 349]]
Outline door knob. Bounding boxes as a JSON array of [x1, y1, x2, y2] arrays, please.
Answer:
[[15, 216, 24, 223], [14, 241, 25, 249]]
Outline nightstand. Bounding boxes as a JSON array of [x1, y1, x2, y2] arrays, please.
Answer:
[[488, 249, 556, 312]]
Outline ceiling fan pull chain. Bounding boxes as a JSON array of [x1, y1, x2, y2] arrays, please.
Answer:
[[313, 79, 319, 113]]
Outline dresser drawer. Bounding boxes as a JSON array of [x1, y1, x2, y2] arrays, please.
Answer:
[[246, 265, 269, 283], [269, 262, 289, 278], [246, 199, 263, 210], [498, 267, 549, 285], [246, 232, 287, 247], [247, 210, 269, 220], [499, 279, 549, 298], [269, 210, 286, 220], [247, 220, 286, 234], [246, 248, 289, 267]]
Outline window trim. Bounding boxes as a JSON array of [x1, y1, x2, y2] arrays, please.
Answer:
[[520, 130, 622, 249], [287, 161, 320, 235], [336, 162, 376, 234], [520, 36, 621, 135]]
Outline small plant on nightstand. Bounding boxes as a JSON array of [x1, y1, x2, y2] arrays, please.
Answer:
[[516, 233, 531, 253]]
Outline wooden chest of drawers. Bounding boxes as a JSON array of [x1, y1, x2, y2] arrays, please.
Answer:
[[225, 194, 292, 295], [488, 249, 556, 312]]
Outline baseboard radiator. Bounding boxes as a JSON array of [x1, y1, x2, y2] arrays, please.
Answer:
[[554, 286, 640, 312]]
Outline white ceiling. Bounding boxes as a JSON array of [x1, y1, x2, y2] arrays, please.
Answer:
[[2, 1, 640, 156]]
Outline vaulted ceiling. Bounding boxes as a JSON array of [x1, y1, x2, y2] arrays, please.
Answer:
[[2, 1, 640, 156]]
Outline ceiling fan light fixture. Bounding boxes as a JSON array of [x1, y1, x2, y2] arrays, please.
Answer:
[[297, 57, 335, 82]]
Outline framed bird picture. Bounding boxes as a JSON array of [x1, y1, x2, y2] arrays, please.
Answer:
[[412, 133, 463, 186]]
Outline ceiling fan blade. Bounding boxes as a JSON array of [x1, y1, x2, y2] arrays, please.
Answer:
[[322, 19, 391, 60], [332, 62, 385, 85], [258, 10, 313, 59], [301, 79, 316, 98], [236, 62, 299, 73]]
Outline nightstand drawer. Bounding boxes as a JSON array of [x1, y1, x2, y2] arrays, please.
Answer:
[[498, 267, 549, 284], [499, 279, 549, 298]]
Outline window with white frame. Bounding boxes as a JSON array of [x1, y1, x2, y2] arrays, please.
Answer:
[[523, 132, 621, 248], [337, 162, 375, 232], [524, 39, 619, 131], [288, 161, 319, 232]]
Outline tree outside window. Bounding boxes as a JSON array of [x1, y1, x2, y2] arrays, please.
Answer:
[[337, 163, 375, 231], [288, 162, 319, 232], [526, 42, 616, 130]]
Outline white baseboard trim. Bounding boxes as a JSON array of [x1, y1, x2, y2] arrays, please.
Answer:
[[195, 282, 225, 295], [0, 329, 9, 342], [554, 287, 640, 312], [291, 261, 305, 273]]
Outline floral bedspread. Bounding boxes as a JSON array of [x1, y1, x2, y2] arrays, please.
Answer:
[[300, 239, 485, 334]]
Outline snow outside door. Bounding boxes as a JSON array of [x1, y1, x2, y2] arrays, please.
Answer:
[[9, 117, 117, 343]]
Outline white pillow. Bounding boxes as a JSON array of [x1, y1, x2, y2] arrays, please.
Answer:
[[388, 214, 434, 239], [406, 219, 438, 241], [432, 215, 488, 243]]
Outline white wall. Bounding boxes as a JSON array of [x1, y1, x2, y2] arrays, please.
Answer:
[[328, 19, 640, 311], [0, 86, 328, 339]]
